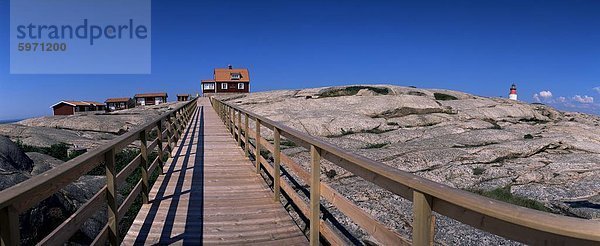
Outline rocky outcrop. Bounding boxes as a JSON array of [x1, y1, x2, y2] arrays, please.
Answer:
[[217, 85, 600, 245], [18, 102, 181, 134], [0, 137, 107, 244], [0, 102, 184, 149], [0, 136, 33, 190]]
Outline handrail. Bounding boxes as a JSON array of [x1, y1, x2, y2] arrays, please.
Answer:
[[211, 97, 600, 246], [0, 98, 198, 246]]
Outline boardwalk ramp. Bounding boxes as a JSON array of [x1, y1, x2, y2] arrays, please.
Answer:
[[124, 98, 307, 245]]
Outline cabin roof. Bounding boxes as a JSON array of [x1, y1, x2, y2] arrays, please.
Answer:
[[134, 93, 168, 98], [105, 98, 131, 103], [214, 67, 250, 82], [51, 100, 105, 108]]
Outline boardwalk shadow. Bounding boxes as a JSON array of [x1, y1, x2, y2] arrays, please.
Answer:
[[132, 106, 204, 245]]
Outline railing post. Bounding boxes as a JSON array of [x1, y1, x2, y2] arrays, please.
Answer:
[[229, 107, 234, 135], [171, 114, 178, 146], [175, 111, 183, 136], [181, 107, 188, 124], [140, 130, 149, 204], [237, 109, 242, 147], [273, 128, 281, 202], [244, 113, 249, 157], [255, 118, 261, 173], [221, 103, 224, 120], [105, 148, 119, 246], [232, 109, 236, 139], [157, 120, 164, 174], [0, 205, 20, 246], [225, 106, 229, 130], [413, 191, 434, 246], [166, 116, 173, 158], [309, 145, 321, 246], [218, 102, 222, 120], [225, 106, 230, 131]]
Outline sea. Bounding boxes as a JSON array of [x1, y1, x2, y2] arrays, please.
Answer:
[[0, 119, 22, 124]]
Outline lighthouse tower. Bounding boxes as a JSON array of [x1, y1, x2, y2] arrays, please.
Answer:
[[509, 83, 518, 100]]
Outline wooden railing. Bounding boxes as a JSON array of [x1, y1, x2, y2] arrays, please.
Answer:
[[210, 98, 600, 246], [0, 98, 198, 246]]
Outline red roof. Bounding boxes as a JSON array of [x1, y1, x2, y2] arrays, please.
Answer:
[[51, 100, 105, 108], [213, 67, 250, 82], [105, 98, 130, 103], [86, 101, 105, 106], [134, 93, 168, 98]]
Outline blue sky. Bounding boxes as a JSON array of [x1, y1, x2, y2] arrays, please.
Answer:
[[1, 0, 599, 120]]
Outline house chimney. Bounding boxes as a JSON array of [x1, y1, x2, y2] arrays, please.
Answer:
[[228, 64, 232, 69]]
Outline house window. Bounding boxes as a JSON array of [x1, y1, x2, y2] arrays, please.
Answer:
[[221, 83, 228, 90], [203, 83, 214, 90], [230, 73, 241, 80], [238, 83, 245, 89]]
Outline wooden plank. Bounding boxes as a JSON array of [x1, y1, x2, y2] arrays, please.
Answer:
[[105, 148, 119, 245], [273, 128, 281, 202], [413, 190, 433, 246], [91, 224, 108, 246], [147, 156, 160, 177], [245, 113, 249, 157], [147, 138, 158, 152], [115, 154, 141, 186], [118, 180, 142, 222], [139, 130, 149, 204], [309, 145, 321, 246], [255, 118, 261, 174], [0, 205, 19, 246]]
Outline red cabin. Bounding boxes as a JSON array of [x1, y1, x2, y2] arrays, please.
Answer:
[[51, 101, 106, 116], [201, 65, 250, 95]]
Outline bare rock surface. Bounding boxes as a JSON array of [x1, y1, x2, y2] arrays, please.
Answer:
[[217, 85, 600, 245], [18, 102, 182, 134], [27, 152, 65, 175], [0, 102, 184, 149], [0, 136, 32, 190]]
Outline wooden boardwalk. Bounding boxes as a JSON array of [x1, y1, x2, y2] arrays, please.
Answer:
[[123, 98, 307, 245]]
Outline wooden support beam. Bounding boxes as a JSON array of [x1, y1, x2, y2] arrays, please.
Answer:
[[157, 120, 164, 174], [230, 107, 234, 135], [244, 113, 249, 157], [237, 109, 242, 147], [0, 205, 19, 246], [139, 130, 149, 204], [273, 127, 281, 202], [310, 145, 321, 246], [227, 106, 231, 134], [166, 117, 173, 158], [105, 148, 119, 246], [255, 118, 261, 174], [413, 190, 434, 246], [175, 112, 182, 137]]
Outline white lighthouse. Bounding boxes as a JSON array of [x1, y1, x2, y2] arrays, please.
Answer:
[[509, 83, 518, 100]]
